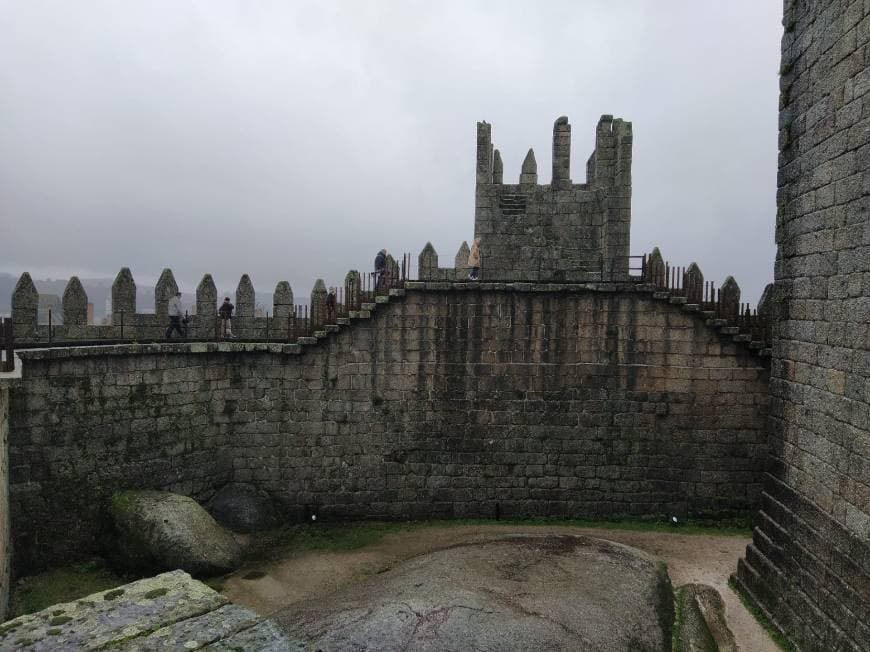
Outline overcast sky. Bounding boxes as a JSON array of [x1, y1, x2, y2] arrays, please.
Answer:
[[0, 1, 781, 304]]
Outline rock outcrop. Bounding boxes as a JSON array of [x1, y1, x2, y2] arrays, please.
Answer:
[[109, 491, 241, 576], [208, 483, 279, 533]]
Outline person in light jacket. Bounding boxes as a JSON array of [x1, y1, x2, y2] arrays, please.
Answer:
[[165, 291, 186, 338], [467, 237, 481, 281]]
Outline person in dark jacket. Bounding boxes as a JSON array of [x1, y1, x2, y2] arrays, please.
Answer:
[[218, 297, 235, 338]]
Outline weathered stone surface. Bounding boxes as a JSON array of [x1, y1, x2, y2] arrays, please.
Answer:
[[733, 2, 870, 649], [9, 286, 770, 574], [478, 116, 631, 281], [196, 274, 217, 319], [454, 241, 470, 271], [272, 281, 293, 321], [675, 584, 735, 652], [61, 277, 88, 326], [208, 483, 279, 533], [235, 274, 255, 318], [110, 491, 241, 576], [492, 149, 503, 184], [343, 270, 361, 311], [154, 269, 178, 322], [11, 272, 38, 338], [719, 276, 740, 322], [519, 147, 537, 185], [275, 534, 673, 651], [684, 263, 703, 304], [309, 278, 327, 329], [0, 570, 299, 651], [111, 267, 136, 317]]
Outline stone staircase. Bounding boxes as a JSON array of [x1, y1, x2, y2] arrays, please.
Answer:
[[648, 286, 771, 360]]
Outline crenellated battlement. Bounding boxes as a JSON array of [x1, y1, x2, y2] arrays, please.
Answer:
[[474, 114, 633, 283]]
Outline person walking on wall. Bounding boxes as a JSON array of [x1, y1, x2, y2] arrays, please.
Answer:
[[218, 297, 236, 339], [468, 237, 482, 281], [165, 291, 186, 338], [374, 248, 388, 291]]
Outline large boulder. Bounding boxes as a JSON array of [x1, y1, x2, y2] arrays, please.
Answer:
[[275, 534, 675, 651], [207, 483, 280, 533], [109, 490, 242, 576]]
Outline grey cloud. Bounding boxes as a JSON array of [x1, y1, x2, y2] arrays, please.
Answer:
[[0, 0, 781, 304]]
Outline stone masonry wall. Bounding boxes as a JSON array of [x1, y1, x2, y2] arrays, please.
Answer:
[[9, 288, 770, 575], [0, 381, 10, 620], [734, 2, 870, 650]]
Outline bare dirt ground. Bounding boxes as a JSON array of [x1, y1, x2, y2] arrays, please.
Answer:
[[221, 524, 777, 652]]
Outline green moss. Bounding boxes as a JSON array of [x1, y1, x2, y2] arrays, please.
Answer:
[[672, 587, 685, 652], [728, 576, 794, 651], [46, 628, 62, 636], [9, 559, 124, 618], [103, 589, 125, 601], [48, 615, 72, 626], [143, 588, 168, 599], [0, 620, 21, 635]]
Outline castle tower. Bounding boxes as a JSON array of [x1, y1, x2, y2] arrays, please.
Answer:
[[473, 114, 632, 282]]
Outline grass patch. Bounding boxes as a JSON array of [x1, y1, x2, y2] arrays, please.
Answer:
[[9, 559, 125, 619], [672, 586, 685, 652], [728, 576, 793, 651]]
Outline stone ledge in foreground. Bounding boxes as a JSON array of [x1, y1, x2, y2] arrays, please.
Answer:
[[0, 569, 301, 651]]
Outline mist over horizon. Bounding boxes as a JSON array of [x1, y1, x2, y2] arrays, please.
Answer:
[[1, 1, 781, 305]]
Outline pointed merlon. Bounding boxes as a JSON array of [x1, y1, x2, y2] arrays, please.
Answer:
[[757, 283, 774, 317], [520, 149, 538, 185], [112, 267, 136, 316], [684, 262, 704, 304], [552, 116, 571, 187], [310, 279, 328, 328], [62, 276, 88, 325], [720, 276, 741, 321], [419, 242, 439, 280], [155, 268, 178, 320], [273, 281, 294, 320], [236, 274, 255, 318], [344, 270, 362, 310], [492, 149, 503, 184], [12, 272, 39, 334], [455, 241, 471, 270], [196, 274, 217, 317], [646, 247, 665, 286]]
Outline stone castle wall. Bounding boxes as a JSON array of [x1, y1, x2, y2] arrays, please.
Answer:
[[473, 115, 632, 282], [734, 1, 870, 650], [9, 286, 769, 574], [0, 381, 11, 621]]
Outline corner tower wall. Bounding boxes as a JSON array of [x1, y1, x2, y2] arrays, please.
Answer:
[[474, 116, 632, 282], [734, 2, 870, 649]]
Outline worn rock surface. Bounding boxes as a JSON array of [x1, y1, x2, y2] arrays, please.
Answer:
[[274, 534, 674, 651], [110, 490, 241, 576], [208, 483, 279, 533], [0, 570, 298, 651]]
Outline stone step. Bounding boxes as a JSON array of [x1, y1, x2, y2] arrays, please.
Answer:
[[652, 291, 671, 300], [719, 326, 739, 336], [701, 311, 716, 319], [669, 296, 687, 305], [361, 303, 376, 311], [313, 331, 328, 339], [324, 324, 340, 333], [732, 333, 751, 343], [375, 295, 390, 304], [404, 281, 425, 290], [297, 337, 316, 345], [389, 288, 406, 297], [336, 318, 351, 326], [682, 304, 701, 312]]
